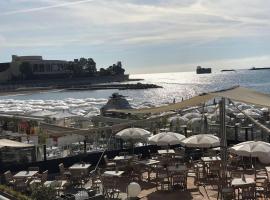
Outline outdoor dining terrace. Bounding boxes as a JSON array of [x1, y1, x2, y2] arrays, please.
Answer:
[[2, 136, 270, 200]]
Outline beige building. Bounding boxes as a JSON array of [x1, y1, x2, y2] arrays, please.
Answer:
[[0, 55, 71, 82]]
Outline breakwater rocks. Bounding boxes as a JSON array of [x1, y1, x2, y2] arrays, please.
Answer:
[[66, 82, 162, 91]]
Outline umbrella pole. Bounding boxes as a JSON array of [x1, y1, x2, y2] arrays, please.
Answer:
[[219, 97, 227, 181]]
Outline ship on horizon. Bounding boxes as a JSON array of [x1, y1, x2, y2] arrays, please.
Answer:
[[196, 66, 212, 74]]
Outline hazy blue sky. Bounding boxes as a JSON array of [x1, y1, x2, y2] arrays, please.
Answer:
[[0, 0, 270, 74]]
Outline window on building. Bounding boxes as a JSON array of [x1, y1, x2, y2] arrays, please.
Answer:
[[39, 64, 45, 72], [33, 64, 38, 72], [45, 64, 51, 72]]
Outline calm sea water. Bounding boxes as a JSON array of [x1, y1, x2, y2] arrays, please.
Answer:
[[1, 70, 270, 111]]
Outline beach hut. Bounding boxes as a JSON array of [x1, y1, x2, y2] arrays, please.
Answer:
[[100, 93, 132, 117]]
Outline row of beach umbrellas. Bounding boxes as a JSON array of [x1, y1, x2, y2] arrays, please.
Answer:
[[115, 128, 220, 148], [115, 128, 270, 163]]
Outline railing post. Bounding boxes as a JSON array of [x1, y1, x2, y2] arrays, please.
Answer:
[[43, 144, 47, 161]]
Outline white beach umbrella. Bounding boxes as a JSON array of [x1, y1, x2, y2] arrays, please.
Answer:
[[168, 116, 189, 126], [243, 110, 261, 119], [238, 104, 253, 110], [148, 132, 186, 146], [261, 107, 269, 112], [50, 110, 77, 119], [230, 141, 270, 157], [236, 113, 245, 119], [183, 112, 201, 120], [115, 128, 151, 142], [187, 118, 202, 129], [181, 134, 220, 148], [30, 109, 56, 117], [207, 114, 230, 122]]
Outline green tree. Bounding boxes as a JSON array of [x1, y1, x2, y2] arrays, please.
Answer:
[[31, 185, 56, 200], [86, 58, 97, 75]]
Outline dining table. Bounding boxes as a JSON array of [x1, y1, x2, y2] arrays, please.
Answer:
[[69, 163, 91, 176], [13, 171, 39, 180]]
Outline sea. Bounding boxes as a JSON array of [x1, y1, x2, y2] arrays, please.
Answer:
[[0, 69, 269, 116]]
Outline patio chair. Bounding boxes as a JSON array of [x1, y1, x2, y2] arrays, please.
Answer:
[[30, 170, 48, 188], [89, 170, 102, 193], [193, 160, 204, 185], [103, 155, 116, 169], [59, 163, 71, 179], [174, 148, 185, 162], [119, 151, 129, 156], [14, 178, 29, 193], [70, 170, 84, 188], [51, 179, 69, 196], [171, 171, 187, 191], [28, 166, 40, 172], [217, 178, 234, 200], [240, 184, 256, 200], [255, 168, 268, 181], [207, 161, 221, 182], [101, 175, 120, 199], [130, 164, 144, 182], [155, 169, 171, 191], [3, 170, 15, 187]]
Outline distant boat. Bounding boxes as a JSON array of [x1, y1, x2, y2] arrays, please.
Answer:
[[221, 69, 236, 72], [249, 67, 270, 70], [196, 66, 212, 74]]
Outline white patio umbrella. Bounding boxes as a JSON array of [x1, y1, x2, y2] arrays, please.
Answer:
[[50, 110, 77, 119], [187, 118, 203, 132], [236, 113, 245, 119], [148, 132, 186, 146], [230, 141, 270, 157], [243, 110, 261, 119], [181, 134, 220, 148], [168, 116, 188, 126], [115, 128, 151, 142], [183, 112, 201, 120]]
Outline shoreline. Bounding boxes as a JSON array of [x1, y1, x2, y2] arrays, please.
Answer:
[[0, 80, 161, 97]]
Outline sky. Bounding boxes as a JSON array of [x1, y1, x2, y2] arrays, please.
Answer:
[[0, 0, 270, 74]]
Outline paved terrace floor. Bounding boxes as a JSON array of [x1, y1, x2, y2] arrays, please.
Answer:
[[69, 170, 247, 200]]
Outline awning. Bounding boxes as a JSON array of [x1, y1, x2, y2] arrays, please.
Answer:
[[109, 86, 270, 114], [0, 139, 34, 148], [211, 87, 270, 108]]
